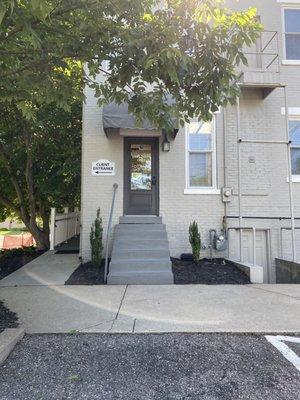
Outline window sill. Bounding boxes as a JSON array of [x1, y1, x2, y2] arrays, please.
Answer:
[[277, 0, 300, 3], [287, 176, 300, 183], [184, 188, 221, 195], [282, 60, 300, 65]]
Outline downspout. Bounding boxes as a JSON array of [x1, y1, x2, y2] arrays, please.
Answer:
[[223, 107, 228, 229], [284, 86, 296, 261], [236, 96, 243, 261]]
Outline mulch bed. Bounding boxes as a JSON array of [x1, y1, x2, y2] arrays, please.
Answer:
[[0, 300, 18, 333], [65, 260, 105, 285], [0, 248, 45, 280], [172, 258, 250, 285], [65, 258, 250, 285]]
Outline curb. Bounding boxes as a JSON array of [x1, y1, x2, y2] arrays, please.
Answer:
[[0, 328, 25, 364]]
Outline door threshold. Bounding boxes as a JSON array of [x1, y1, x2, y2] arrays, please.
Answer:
[[124, 215, 159, 217]]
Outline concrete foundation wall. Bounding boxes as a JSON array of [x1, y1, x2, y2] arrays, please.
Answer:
[[276, 258, 300, 283]]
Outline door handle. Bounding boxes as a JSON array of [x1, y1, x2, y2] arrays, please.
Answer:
[[152, 176, 157, 185]]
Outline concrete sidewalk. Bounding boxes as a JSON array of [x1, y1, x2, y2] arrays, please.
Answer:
[[1, 284, 299, 334], [0, 251, 79, 287]]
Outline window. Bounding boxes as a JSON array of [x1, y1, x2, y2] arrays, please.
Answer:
[[283, 8, 300, 60], [289, 119, 300, 175], [186, 119, 216, 190]]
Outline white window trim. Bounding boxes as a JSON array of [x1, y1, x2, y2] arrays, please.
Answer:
[[278, 0, 300, 4], [281, 5, 300, 63], [184, 188, 221, 195], [287, 176, 300, 182], [281, 107, 300, 115], [184, 118, 218, 195]]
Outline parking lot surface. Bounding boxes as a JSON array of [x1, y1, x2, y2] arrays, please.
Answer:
[[0, 333, 299, 399]]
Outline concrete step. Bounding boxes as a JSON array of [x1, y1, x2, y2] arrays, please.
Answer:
[[112, 248, 170, 260], [119, 216, 162, 224], [115, 230, 168, 240], [108, 218, 173, 285], [113, 239, 169, 250], [107, 270, 174, 285], [109, 259, 172, 273], [114, 224, 166, 237]]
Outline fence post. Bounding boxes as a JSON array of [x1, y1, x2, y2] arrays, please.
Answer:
[[50, 208, 56, 250], [64, 207, 69, 242]]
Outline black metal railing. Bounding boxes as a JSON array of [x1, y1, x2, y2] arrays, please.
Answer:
[[243, 30, 279, 72]]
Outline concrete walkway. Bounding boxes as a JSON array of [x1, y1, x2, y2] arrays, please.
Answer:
[[0, 251, 79, 287], [1, 284, 299, 334]]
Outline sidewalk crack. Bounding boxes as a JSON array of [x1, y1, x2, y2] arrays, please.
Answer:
[[108, 285, 128, 332], [132, 318, 136, 333], [249, 285, 300, 300]]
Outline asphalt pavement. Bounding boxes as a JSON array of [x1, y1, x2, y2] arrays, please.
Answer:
[[0, 333, 299, 400]]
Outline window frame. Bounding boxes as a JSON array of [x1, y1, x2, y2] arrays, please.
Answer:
[[184, 117, 218, 194], [289, 116, 300, 180], [282, 6, 300, 64]]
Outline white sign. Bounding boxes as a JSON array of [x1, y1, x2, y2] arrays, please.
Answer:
[[92, 159, 115, 176]]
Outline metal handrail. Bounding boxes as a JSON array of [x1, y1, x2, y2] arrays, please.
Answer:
[[243, 30, 279, 72], [104, 183, 118, 283]]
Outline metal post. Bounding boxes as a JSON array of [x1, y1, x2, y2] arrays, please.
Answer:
[[50, 207, 56, 251], [267, 229, 272, 283], [64, 207, 69, 242], [253, 227, 256, 267], [284, 87, 296, 261], [104, 183, 118, 283], [280, 228, 283, 258], [236, 97, 243, 261]]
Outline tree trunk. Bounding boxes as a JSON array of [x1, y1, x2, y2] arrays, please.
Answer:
[[33, 229, 50, 250], [26, 217, 50, 251]]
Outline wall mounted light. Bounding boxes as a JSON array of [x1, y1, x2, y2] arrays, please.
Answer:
[[161, 130, 170, 152]]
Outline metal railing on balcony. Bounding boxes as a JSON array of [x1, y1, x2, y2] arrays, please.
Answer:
[[243, 30, 279, 73]]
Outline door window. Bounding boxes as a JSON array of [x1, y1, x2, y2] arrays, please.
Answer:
[[130, 144, 152, 190]]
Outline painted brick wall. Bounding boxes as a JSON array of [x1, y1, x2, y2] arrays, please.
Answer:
[[81, 0, 300, 281]]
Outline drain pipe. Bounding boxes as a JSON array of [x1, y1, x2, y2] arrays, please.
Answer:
[[236, 97, 243, 262], [284, 87, 296, 261], [223, 107, 228, 228]]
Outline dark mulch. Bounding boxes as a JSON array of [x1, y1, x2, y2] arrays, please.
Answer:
[[0, 300, 18, 333], [65, 260, 105, 285], [0, 247, 45, 280], [172, 258, 251, 285], [65, 257, 250, 285]]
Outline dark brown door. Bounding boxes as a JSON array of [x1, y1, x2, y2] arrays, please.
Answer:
[[124, 138, 159, 215]]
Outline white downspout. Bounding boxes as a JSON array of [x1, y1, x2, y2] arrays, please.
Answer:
[[236, 97, 243, 261], [284, 86, 296, 261]]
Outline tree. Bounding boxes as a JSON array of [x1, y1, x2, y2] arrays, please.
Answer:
[[0, 100, 81, 249], [189, 221, 201, 262], [90, 208, 103, 266], [1, 1, 261, 123], [0, 0, 261, 248]]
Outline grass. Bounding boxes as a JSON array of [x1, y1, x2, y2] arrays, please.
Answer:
[[0, 228, 28, 236]]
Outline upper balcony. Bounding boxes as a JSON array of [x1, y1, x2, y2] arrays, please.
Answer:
[[239, 31, 281, 97]]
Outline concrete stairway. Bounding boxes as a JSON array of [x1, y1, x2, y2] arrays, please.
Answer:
[[107, 216, 174, 285]]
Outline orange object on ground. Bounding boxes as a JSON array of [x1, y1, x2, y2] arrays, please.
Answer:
[[2, 234, 34, 249]]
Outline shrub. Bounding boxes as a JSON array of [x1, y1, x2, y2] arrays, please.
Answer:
[[189, 221, 201, 262], [90, 208, 103, 267]]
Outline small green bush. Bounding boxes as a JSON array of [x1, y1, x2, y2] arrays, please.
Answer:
[[189, 221, 201, 262], [90, 208, 103, 267]]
